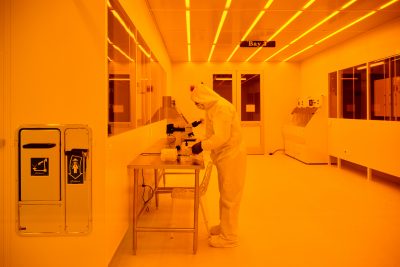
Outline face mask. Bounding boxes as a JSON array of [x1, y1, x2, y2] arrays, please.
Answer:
[[195, 102, 205, 110]]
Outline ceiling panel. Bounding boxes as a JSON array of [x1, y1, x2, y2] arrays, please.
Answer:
[[145, 0, 400, 62]]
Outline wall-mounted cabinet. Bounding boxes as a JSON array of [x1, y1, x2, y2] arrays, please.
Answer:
[[107, 0, 166, 136]]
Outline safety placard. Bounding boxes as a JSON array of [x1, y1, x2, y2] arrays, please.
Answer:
[[67, 154, 84, 184], [31, 158, 49, 176]]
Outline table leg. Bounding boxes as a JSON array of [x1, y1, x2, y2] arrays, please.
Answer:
[[133, 168, 139, 255], [193, 169, 199, 254], [155, 169, 159, 208]]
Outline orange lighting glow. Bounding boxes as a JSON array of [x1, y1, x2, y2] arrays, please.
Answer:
[[265, 0, 357, 61], [226, 0, 274, 61], [282, 0, 396, 61], [208, 0, 231, 61]]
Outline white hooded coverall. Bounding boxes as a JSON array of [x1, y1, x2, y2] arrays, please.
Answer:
[[191, 84, 246, 244]]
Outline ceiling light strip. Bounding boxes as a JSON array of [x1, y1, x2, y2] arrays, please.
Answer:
[[340, 0, 357, 10], [226, 0, 274, 62], [289, 11, 339, 44], [265, 0, 357, 61], [264, 44, 290, 61], [227, 45, 240, 62], [283, 44, 314, 61], [208, 45, 216, 62], [314, 11, 376, 45], [241, 10, 266, 42], [186, 0, 191, 61], [268, 0, 316, 42], [282, 0, 398, 61], [249, 0, 315, 61], [208, 0, 231, 61], [245, 47, 263, 62], [378, 0, 398, 10]]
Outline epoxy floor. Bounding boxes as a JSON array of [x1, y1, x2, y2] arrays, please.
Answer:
[[109, 153, 400, 267]]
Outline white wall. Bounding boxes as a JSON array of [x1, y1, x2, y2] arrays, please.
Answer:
[[104, 0, 172, 263], [300, 17, 400, 177], [9, 1, 107, 267], [171, 62, 301, 153], [1, 1, 12, 266]]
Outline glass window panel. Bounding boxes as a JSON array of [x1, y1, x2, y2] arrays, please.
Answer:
[[340, 67, 354, 119], [108, 75, 131, 123], [354, 64, 367, 119], [339, 66, 367, 119], [107, 0, 166, 135], [108, 0, 137, 135], [328, 72, 337, 118], [241, 74, 260, 121], [213, 74, 232, 102], [370, 59, 390, 120], [390, 56, 400, 121], [150, 58, 166, 123]]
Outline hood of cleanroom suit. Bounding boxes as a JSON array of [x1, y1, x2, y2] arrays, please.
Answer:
[[191, 84, 246, 162]]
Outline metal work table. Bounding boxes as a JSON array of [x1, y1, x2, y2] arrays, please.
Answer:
[[127, 139, 204, 254]]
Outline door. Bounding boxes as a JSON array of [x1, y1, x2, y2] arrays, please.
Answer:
[[212, 71, 264, 154]]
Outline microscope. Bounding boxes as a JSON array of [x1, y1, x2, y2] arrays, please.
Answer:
[[166, 120, 202, 154]]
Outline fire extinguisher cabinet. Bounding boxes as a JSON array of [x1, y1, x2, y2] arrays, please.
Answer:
[[17, 124, 92, 235]]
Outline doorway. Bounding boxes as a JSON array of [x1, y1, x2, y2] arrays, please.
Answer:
[[212, 71, 264, 154]]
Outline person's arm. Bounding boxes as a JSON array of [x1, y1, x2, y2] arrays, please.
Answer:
[[202, 106, 232, 150]]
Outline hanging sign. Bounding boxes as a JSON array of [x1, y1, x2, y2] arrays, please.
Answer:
[[240, 40, 276, 48]]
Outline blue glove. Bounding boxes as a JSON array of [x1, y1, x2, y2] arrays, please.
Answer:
[[191, 142, 203, 154]]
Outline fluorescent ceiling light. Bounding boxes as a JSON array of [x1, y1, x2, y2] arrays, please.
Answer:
[[268, 0, 316, 42], [241, 10, 265, 42], [208, 45, 216, 62], [268, 10, 302, 41], [340, 0, 357, 10], [289, 11, 339, 45], [283, 44, 314, 61], [265, 0, 357, 61], [264, 44, 290, 61], [282, 0, 397, 62], [315, 11, 376, 45], [188, 44, 191, 62], [245, 47, 263, 62], [226, 45, 240, 62], [249, 0, 316, 61], [186, 1, 191, 62], [226, 0, 274, 61], [378, 0, 398, 10], [186, 10, 191, 44], [208, 0, 231, 62]]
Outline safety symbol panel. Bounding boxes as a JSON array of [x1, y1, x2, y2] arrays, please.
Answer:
[[31, 158, 49, 176], [67, 155, 84, 184]]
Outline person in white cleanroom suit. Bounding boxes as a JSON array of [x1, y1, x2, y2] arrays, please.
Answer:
[[190, 83, 246, 248]]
